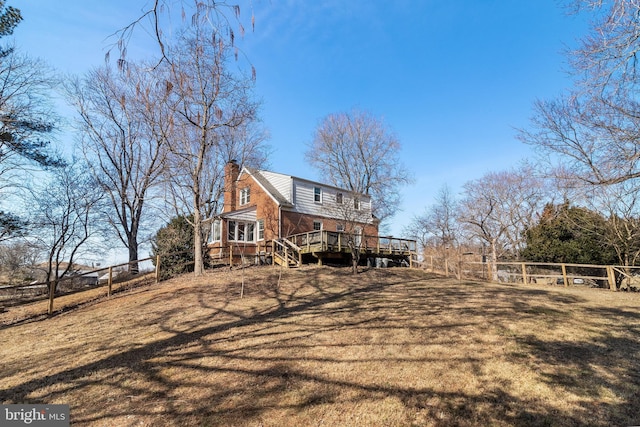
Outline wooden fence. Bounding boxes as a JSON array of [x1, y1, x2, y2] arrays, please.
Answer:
[[0, 255, 170, 315], [422, 255, 640, 291]]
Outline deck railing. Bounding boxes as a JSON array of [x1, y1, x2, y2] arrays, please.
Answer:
[[287, 230, 417, 256]]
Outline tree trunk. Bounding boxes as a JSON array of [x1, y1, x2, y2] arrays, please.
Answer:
[[350, 245, 360, 274], [193, 209, 204, 276], [128, 234, 139, 274], [490, 240, 498, 282]]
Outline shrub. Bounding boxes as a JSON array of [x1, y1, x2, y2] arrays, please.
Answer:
[[151, 215, 195, 279]]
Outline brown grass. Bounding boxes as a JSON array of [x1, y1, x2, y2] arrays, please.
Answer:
[[1, 266, 639, 426]]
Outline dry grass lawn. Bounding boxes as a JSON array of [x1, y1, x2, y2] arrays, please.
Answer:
[[1, 266, 639, 426]]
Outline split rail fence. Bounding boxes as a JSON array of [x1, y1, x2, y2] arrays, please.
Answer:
[[0, 254, 176, 316], [423, 255, 640, 291]]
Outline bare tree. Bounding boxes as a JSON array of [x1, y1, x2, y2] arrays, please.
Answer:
[[518, 93, 640, 186], [29, 160, 106, 296], [165, 121, 269, 250], [520, 1, 640, 187], [67, 63, 170, 273], [415, 185, 459, 249], [110, 0, 253, 71], [0, 239, 39, 284], [584, 181, 640, 267], [161, 22, 259, 276], [200, 123, 270, 241], [458, 166, 550, 280], [404, 185, 460, 262], [321, 190, 374, 274], [565, 0, 640, 97], [305, 109, 413, 226]]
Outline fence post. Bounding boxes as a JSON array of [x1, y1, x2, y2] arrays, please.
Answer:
[[155, 255, 161, 283], [444, 258, 449, 277], [108, 266, 113, 296], [47, 280, 55, 315], [229, 245, 233, 267], [607, 266, 617, 291], [521, 263, 528, 284], [561, 264, 568, 287]]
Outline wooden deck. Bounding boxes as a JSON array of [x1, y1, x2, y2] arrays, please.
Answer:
[[210, 231, 417, 268], [275, 231, 417, 267]]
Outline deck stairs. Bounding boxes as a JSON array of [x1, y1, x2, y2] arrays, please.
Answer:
[[272, 238, 301, 268]]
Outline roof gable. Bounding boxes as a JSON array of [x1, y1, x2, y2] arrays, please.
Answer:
[[240, 167, 293, 207], [242, 167, 370, 203]]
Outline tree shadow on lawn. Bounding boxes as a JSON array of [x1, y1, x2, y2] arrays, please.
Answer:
[[1, 269, 638, 426]]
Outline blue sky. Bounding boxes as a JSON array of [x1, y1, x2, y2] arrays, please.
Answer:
[[14, 1, 590, 238]]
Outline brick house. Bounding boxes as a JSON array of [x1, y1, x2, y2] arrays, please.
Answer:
[[208, 160, 380, 264]]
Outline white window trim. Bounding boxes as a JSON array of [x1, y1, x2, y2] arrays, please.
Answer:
[[239, 187, 251, 206], [257, 219, 265, 241], [313, 220, 323, 231], [228, 220, 257, 243], [314, 186, 322, 204], [211, 219, 222, 242]]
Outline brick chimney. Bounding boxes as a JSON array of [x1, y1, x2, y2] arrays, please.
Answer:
[[223, 160, 240, 212]]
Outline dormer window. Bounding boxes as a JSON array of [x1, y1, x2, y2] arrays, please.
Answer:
[[240, 187, 250, 205]]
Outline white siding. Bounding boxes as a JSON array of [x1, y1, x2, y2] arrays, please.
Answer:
[[259, 171, 293, 203], [225, 209, 257, 221], [291, 178, 374, 224], [292, 179, 319, 214]]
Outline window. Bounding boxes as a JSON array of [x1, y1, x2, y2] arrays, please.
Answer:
[[354, 198, 361, 210], [313, 220, 322, 231], [228, 221, 236, 241], [314, 187, 322, 203], [257, 219, 265, 241], [336, 192, 343, 204], [240, 187, 250, 205], [228, 220, 258, 243], [336, 224, 345, 232], [211, 219, 221, 242], [247, 222, 255, 242], [238, 222, 245, 241]]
